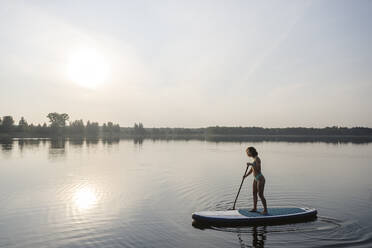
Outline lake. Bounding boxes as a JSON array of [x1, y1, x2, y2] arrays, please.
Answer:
[[0, 138, 371, 247]]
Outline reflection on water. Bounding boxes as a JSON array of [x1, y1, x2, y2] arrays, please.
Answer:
[[1, 135, 371, 157], [102, 137, 120, 145], [133, 137, 144, 145], [237, 226, 266, 248], [193, 216, 346, 248], [0, 138, 372, 248], [50, 138, 66, 149], [48, 139, 66, 160], [192, 222, 267, 248], [0, 139, 13, 159], [73, 185, 98, 211], [204, 135, 372, 144], [86, 138, 99, 146], [70, 138, 84, 146], [18, 139, 41, 152], [1, 139, 12, 150]]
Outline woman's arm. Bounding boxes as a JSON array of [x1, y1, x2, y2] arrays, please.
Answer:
[[248, 160, 259, 170], [243, 166, 253, 178]]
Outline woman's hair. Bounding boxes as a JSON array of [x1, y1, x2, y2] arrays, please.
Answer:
[[246, 146, 258, 157]]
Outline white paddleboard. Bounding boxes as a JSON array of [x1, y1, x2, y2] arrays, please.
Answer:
[[192, 207, 317, 225]]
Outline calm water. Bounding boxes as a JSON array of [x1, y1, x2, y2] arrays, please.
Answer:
[[0, 138, 372, 248]]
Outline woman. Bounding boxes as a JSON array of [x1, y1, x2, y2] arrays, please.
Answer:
[[244, 146, 268, 215]]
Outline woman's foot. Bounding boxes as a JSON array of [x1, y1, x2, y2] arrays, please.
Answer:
[[260, 210, 268, 215], [249, 208, 257, 212]]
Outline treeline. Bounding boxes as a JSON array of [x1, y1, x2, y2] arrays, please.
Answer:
[[0, 113, 121, 137], [139, 127, 204, 137], [1, 113, 372, 138], [203, 126, 372, 136], [124, 126, 372, 138]]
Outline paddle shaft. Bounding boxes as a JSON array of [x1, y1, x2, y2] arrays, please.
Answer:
[[232, 165, 249, 210]]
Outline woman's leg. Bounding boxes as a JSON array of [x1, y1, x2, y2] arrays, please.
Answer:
[[251, 180, 258, 211], [258, 179, 268, 214]]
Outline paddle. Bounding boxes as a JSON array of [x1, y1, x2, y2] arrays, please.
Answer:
[[231, 164, 250, 210]]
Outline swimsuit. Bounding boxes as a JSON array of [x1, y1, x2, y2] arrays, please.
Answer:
[[252, 160, 264, 181], [254, 172, 263, 181]]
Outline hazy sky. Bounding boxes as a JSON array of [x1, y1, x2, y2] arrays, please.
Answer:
[[1, 0, 371, 128]]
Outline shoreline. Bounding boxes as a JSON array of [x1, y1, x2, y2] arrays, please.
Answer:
[[2, 134, 372, 144]]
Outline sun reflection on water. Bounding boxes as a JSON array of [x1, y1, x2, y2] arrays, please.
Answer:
[[73, 186, 98, 210]]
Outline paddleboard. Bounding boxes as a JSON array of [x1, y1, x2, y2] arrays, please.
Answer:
[[192, 207, 317, 225]]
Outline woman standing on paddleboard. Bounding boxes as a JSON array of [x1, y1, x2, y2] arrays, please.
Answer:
[[243, 147, 268, 215]]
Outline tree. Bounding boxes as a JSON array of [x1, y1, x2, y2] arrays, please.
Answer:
[[18, 117, 28, 132], [47, 113, 69, 128], [107, 122, 114, 129], [69, 119, 85, 134], [38, 122, 50, 135], [102, 121, 120, 136], [107, 122, 114, 134], [1, 116, 15, 132], [47, 113, 69, 135], [134, 122, 145, 136], [86, 121, 99, 136], [114, 124, 120, 133]]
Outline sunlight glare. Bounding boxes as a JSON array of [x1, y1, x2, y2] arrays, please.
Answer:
[[73, 186, 98, 210], [67, 48, 109, 89]]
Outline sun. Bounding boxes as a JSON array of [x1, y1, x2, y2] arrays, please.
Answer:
[[67, 48, 109, 88]]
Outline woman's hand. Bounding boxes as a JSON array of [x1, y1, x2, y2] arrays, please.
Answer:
[[244, 165, 253, 179]]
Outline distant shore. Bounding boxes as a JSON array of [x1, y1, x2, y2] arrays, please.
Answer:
[[1, 126, 372, 138], [1, 113, 372, 143]]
